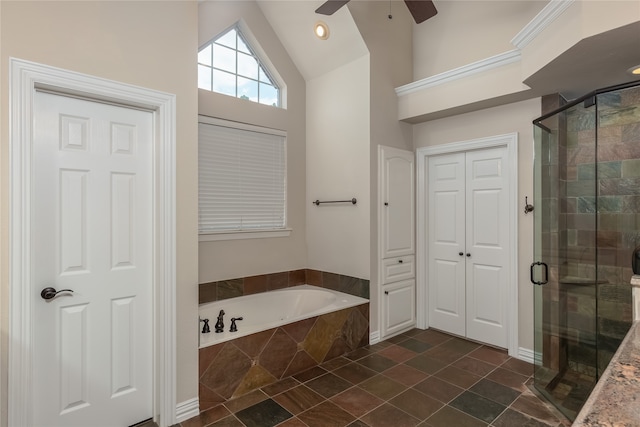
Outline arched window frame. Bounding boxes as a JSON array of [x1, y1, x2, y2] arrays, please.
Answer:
[[198, 23, 282, 108]]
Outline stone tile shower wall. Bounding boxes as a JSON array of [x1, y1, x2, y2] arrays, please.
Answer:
[[592, 87, 639, 370], [540, 94, 569, 375], [561, 96, 598, 379], [540, 87, 638, 383], [199, 269, 370, 304], [198, 303, 369, 411], [563, 86, 639, 375]]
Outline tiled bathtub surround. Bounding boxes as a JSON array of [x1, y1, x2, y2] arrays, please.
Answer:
[[199, 269, 370, 304], [198, 303, 369, 411]]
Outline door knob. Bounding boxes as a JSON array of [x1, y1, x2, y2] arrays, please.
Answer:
[[41, 287, 74, 300]]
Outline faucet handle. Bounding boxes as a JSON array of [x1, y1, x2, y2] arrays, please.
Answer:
[[229, 317, 243, 332], [200, 318, 210, 334]]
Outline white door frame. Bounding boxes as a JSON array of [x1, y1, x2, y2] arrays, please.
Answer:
[[416, 133, 519, 357], [8, 58, 177, 427]]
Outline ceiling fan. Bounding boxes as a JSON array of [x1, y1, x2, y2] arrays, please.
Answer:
[[315, 0, 437, 24]]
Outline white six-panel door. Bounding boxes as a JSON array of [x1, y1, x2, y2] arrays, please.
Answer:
[[428, 147, 509, 348], [32, 91, 153, 426], [465, 148, 509, 347], [427, 153, 466, 336]]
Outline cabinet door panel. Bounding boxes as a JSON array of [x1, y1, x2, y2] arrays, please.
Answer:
[[382, 280, 416, 337], [380, 146, 415, 258]]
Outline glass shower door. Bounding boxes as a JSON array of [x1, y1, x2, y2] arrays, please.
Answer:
[[532, 100, 598, 420]]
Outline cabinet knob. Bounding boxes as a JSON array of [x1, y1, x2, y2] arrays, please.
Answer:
[[384, 202, 389, 206], [459, 252, 464, 256], [384, 291, 389, 295], [398, 259, 403, 263], [466, 253, 471, 257]]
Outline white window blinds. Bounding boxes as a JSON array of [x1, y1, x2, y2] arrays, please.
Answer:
[[198, 120, 286, 233]]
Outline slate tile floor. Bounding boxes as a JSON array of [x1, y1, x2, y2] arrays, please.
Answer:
[[177, 329, 571, 427]]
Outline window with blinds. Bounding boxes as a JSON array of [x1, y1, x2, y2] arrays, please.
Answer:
[[198, 119, 286, 235]]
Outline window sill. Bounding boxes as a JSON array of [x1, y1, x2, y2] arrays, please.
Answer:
[[199, 228, 292, 242]]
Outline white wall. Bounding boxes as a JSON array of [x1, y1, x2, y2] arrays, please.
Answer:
[[521, 0, 640, 85], [197, 1, 308, 282], [413, 0, 545, 79], [306, 55, 371, 280], [0, 1, 199, 423], [348, 0, 414, 335], [413, 98, 541, 351]]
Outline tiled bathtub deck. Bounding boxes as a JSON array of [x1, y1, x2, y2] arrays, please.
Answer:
[[177, 329, 570, 427]]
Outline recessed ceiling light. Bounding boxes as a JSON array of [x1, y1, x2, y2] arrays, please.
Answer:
[[628, 65, 640, 76], [314, 21, 330, 40]]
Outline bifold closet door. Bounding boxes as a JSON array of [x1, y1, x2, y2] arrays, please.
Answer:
[[428, 152, 466, 336], [464, 147, 509, 348], [427, 147, 509, 348]]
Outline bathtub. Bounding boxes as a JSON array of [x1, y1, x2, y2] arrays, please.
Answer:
[[198, 284, 370, 407], [199, 284, 368, 348]]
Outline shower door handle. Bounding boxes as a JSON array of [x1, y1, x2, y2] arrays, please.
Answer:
[[530, 261, 548, 285]]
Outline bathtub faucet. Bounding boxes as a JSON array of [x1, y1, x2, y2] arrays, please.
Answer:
[[214, 310, 225, 333], [229, 317, 243, 332]]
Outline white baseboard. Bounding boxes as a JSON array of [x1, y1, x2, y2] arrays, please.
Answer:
[[517, 347, 535, 364], [369, 331, 380, 345], [176, 397, 199, 423]]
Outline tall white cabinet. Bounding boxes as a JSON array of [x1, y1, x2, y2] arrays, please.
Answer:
[[378, 145, 415, 339]]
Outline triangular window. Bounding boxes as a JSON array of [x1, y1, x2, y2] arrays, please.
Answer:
[[198, 26, 280, 107]]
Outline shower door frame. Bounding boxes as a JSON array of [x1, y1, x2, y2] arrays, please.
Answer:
[[531, 79, 640, 420]]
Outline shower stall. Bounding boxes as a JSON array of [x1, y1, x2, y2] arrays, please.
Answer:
[[531, 81, 640, 420]]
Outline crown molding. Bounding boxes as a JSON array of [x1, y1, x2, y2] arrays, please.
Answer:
[[395, 0, 575, 98], [511, 0, 576, 49], [395, 49, 521, 97]]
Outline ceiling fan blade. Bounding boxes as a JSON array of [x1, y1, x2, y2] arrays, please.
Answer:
[[315, 0, 350, 16], [404, 0, 438, 24]]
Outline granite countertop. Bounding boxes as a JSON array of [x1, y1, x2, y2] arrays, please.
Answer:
[[572, 320, 640, 426]]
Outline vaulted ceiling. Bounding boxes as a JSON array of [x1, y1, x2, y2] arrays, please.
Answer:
[[257, 0, 368, 81], [256, 0, 640, 110]]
